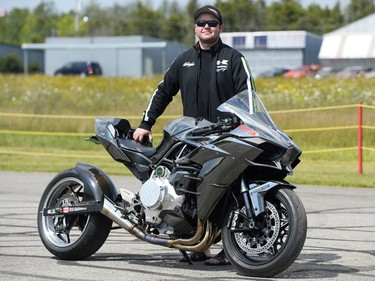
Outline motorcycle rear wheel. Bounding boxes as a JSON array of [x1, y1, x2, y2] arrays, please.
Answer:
[[222, 187, 307, 277], [37, 171, 112, 260]]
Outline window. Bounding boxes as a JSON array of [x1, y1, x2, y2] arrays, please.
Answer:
[[233, 36, 246, 48], [254, 35, 267, 49]]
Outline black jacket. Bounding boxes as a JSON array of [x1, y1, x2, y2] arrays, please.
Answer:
[[139, 39, 255, 131]]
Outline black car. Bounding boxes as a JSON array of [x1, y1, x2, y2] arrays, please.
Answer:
[[54, 61, 102, 76]]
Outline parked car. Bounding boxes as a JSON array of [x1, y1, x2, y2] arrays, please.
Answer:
[[364, 69, 375, 78], [283, 64, 320, 78], [54, 61, 102, 77], [335, 66, 370, 79], [258, 67, 290, 78], [314, 66, 338, 79]]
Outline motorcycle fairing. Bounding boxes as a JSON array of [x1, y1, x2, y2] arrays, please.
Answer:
[[188, 137, 263, 222], [94, 118, 153, 181]]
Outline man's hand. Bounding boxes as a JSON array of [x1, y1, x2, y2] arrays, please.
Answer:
[[133, 127, 153, 143]]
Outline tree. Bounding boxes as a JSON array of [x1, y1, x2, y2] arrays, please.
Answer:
[[345, 0, 375, 23], [254, 0, 268, 31], [0, 0, 356, 46], [55, 12, 78, 36], [105, 4, 129, 36], [20, 2, 58, 43], [323, 3, 344, 33], [297, 4, 325, 34], [0, 8, 30, 45], [266, 0, 305, 30], [81, 1, 111, 36], [215, 0, 258, 31], [184, 0, 200, 44], [161, 2, 188, 43], [124, 2, 163, 38]]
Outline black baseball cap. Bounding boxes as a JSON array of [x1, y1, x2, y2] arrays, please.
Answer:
[[193, 5, 223, 24]]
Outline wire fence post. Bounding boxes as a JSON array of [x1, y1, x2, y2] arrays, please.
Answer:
[[358, 101, 363, 175]]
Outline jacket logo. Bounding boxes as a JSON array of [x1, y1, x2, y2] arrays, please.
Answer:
[[217, 60, 228, 72], [183, 62, 195, 68]]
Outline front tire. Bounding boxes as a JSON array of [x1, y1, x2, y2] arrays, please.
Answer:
[[37, 171, 113, 260], [222, 187, 307, 277]]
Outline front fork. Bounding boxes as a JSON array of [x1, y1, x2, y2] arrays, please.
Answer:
[[239, 177, 279, 228], [240, 178, 256, 228]]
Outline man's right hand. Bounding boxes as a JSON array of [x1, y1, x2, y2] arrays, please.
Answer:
[[133, 127, 153, 143]]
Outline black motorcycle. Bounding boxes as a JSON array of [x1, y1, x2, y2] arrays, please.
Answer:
[[37, 89, 307, 277]]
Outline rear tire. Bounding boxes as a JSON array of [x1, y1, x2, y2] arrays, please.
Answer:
[[222, 187, 307, 277], [37, 171, 112, 260]]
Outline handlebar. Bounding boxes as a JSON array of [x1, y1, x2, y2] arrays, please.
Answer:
[[190, 119, 234, 136], [190, 126, 214, 136]]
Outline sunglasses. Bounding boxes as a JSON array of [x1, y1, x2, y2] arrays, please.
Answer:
[[195, 20, 220, 27]]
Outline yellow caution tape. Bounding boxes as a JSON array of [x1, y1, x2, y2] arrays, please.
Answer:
[[0, 149, 109, 159], [1, 146, 374, 158]]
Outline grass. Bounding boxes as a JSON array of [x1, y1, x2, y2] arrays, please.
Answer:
[[0, 74, 374, 188], [287, 153, 375, 188]]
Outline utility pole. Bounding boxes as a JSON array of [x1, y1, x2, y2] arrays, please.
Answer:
[[74, 0, 82, 33]]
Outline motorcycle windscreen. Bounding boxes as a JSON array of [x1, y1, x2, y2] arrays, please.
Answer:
[[217, 90, 277, 129], [217, 90, 298, 149]]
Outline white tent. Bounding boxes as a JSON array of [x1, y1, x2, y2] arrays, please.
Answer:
[[319, 13, 375, 67]]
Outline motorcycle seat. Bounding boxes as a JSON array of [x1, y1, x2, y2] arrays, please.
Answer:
[[117, 138, 156, 157]]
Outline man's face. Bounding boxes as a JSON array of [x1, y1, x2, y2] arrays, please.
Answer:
[[194, 13, 223, 45]]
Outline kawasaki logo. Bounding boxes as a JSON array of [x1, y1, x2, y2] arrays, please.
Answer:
[[183, 62, 195, 68], [217, 60, 228, 72]]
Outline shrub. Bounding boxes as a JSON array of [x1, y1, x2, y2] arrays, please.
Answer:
[[28, 61, 41, 73], [0, 53, 23, 73]]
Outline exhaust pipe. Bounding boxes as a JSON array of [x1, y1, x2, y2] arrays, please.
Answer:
[[101, 197, 217, 251]]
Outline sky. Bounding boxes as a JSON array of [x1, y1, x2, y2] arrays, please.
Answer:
[[0, 0, 351, 14]]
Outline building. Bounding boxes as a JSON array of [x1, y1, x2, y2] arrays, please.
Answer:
[[22, 36, 189, 77], [221, 30, 322, 77], [21, 31, 324, 78], [319, 13, 375, 68], [0, 43, 44, 72]]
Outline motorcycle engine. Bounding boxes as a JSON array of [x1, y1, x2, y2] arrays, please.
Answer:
[[139, 166, 184, 231]]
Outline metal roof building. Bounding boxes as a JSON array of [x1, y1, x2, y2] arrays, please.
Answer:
[[22, 36, 188, 77], [221, 30, 322, 77], [319, 13, 375, 68]]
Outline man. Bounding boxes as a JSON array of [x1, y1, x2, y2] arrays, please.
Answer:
[[133, 5, 256, 265]]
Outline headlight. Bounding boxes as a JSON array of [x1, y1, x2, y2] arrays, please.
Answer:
[[281, 147, 298, 167]]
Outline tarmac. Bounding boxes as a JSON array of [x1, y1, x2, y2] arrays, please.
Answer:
[[0, 171, 374, 281]]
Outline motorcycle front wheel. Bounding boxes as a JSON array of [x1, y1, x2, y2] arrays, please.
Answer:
[[222, 187, 307, 277], [37, 171, 113, 260]]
